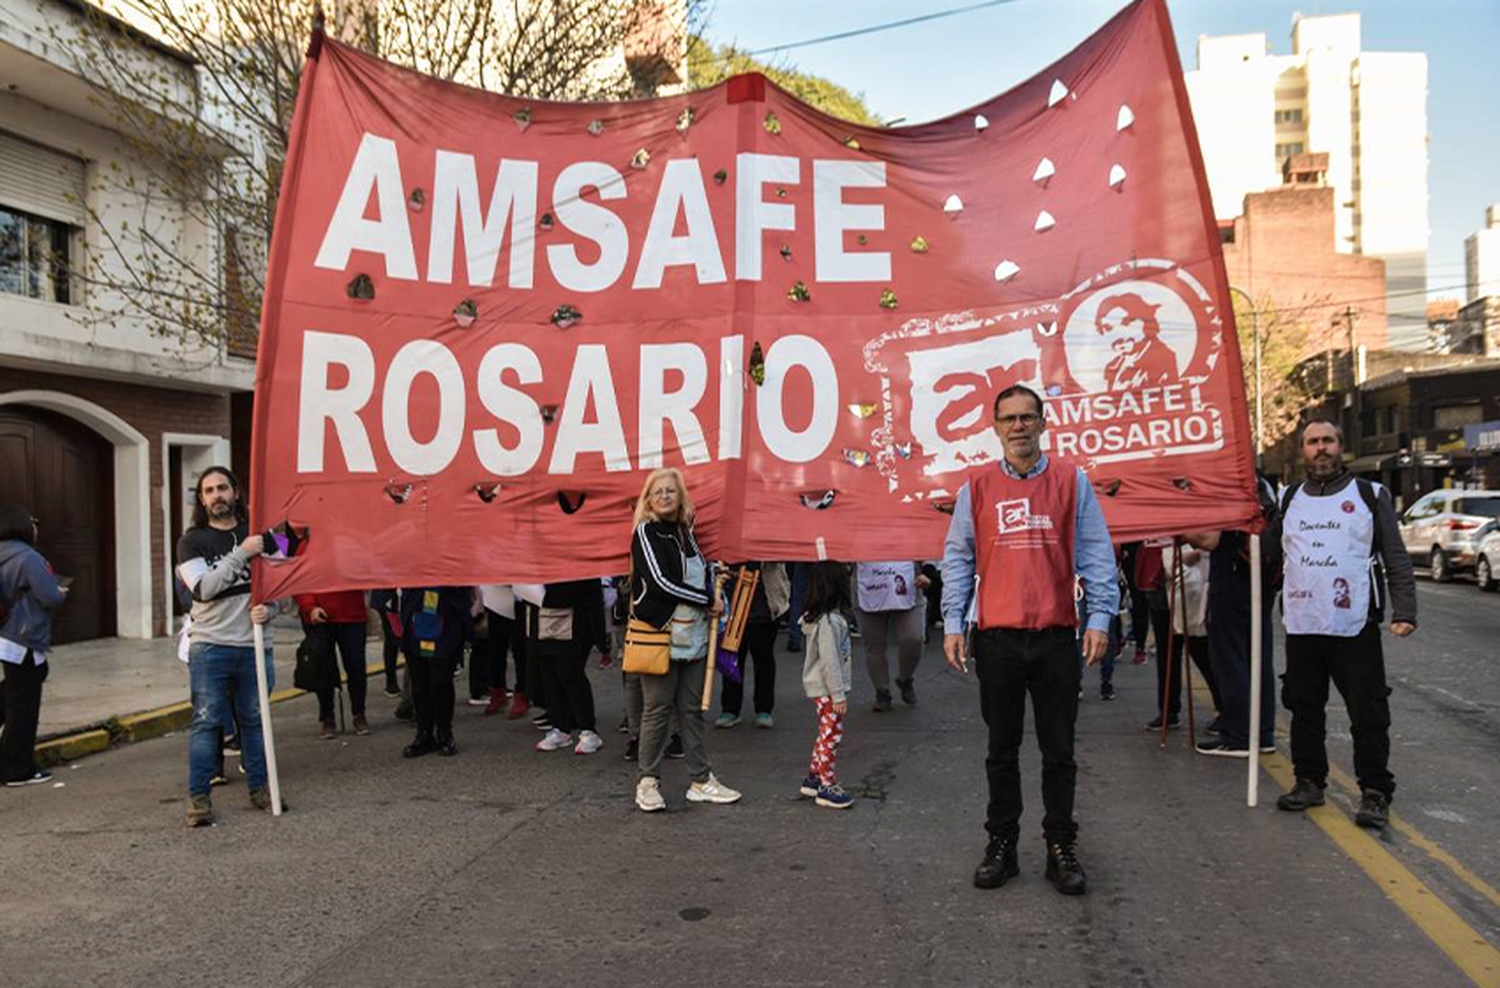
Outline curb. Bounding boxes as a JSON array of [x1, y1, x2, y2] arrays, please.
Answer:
[[35, 659, 400, 769]]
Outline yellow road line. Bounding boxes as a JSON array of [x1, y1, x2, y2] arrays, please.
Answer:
[[1323, 762, 1500, 913], [1262, 754, 1500, 987]]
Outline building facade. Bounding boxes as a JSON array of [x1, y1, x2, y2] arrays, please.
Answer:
[[1464, 204, 1500, 305], [1186, 12, 1429, 349]]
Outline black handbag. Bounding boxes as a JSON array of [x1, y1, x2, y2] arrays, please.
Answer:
[[293, 625, 340, 693]]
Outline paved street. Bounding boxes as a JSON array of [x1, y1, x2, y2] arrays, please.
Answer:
[[1, 584, 1496, 988]]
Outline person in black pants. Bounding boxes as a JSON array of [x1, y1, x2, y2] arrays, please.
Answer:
[[717, 562, 788, 729], [399, 586, 472, 757], [0, 505, 67, 787], [531, 580, 606, 754], [370, 589, 402, 698]]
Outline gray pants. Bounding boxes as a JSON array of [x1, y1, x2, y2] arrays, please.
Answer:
[[624, 671, 678, 741], [638, 659, 711, 784], [858, 606, 924, 692]]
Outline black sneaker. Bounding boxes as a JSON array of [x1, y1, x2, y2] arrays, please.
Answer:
[[1204, 717, 1221, 736], [1045, 842, 1087, 895], [384, 683, 401, 698], [403, 732, 439, 758], [1099, 683, 1116, 701], [1195, 737, 1249, 758], [973, 835, 1019, 889], [1355, 790, 1389, 830], [666, 734, 685, 759], [624, 738, 639, 762], [209, 771, 229, 787], [1276, 778, 1326, 812], [872, 689, 893, 713], [1143, 715, 1180, 732], [616, 720, 631, 735], [394, 703, 414, 722], [895, 677, 917, 705], [436, 732, 458, 757], [4, 769, 53, 787]]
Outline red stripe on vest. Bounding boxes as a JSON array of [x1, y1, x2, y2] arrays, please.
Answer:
[[971, 460, 1079, 630]]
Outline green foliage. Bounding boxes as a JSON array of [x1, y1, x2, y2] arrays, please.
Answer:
[[686, 36, 881, 125], [1234, 292, 1314, 450]]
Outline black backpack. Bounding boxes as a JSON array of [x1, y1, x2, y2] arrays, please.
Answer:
[[293, 625, 341, 694]]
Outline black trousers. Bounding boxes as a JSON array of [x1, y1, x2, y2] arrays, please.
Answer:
[[1284, 622, 1394, 798], [0, 652, 47, 782], [974, 627, 1080, 843], [474, 610, 525, 697], [535, 640, 595, 735], [381, 619, 401, 689], [406, 648, 457, 737], [1157, 634, 1220, 718], [313, 621, 368, 721], [720, 622, 777, 716], [1206, 588, 1277, 748]]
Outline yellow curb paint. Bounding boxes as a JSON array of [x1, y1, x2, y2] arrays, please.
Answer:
[[1323, 762, 1500, 913], [35, 728, 111, 766], [1263, 756, 1500, 987]]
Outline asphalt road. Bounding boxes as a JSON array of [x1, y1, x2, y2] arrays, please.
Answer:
[[0, 586, 1494, 988]]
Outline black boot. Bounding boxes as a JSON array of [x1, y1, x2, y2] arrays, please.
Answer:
[[403, 731, 438, 758], [436, 731, 458, 757], [973, 835, 1019, 889], [1276, 778, 1326, 812], [1045, 842, 1087, 895], [1354, 790, 1389, 829]]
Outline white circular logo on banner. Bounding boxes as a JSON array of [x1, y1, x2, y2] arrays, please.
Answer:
[[1062, 279, 1199, 395]]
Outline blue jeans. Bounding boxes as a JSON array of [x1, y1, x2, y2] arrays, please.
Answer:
[[189, 642, 273, 796]]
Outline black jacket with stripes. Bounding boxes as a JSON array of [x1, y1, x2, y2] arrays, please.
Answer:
[[629, 521, 712, 629]]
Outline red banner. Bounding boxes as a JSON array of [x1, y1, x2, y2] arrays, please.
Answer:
[[250, 0, 1261, 598]]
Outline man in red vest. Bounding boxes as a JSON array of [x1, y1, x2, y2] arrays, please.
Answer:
[[941, 384, 1117, 895]]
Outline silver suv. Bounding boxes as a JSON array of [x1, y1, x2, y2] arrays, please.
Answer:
[[1399, 489, 1500, 582]]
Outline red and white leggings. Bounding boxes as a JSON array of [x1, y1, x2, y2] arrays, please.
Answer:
[[809, 696, 845, 785]]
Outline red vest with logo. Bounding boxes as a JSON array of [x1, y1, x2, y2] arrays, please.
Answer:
[[970, 459, 1079, 630]]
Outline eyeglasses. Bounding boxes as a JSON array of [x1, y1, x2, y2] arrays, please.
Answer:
[[649, 489, 678, 501], [996, 413, 1041, 428]]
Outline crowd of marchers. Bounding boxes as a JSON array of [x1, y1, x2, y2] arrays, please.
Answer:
[[0, 385, 1415, 899]]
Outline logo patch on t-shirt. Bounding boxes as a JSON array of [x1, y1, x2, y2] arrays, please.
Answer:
[[1341, 500, 1356, 514], [996, 497, 1055, 534]]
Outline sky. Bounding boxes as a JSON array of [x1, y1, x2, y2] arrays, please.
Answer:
[[700, 0, 1500, 305]]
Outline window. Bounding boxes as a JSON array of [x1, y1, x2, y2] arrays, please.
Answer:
[[1456, 497, 1500, 519], [1274, 108, 1304, 124], [1434, 404, 1482, 430], [1406, 494, 1438, 521], [1386, 406, 1398, 434], [0, 204, 72, 304], [1275, 142, 1305, 159]]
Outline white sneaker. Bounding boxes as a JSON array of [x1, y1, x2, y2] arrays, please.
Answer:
[[636, 776, 666, 812], [465, 696, 489, 706], [685, 773, 742, 804], [534, 728, 573, 752], [574, 730, 603, 755]]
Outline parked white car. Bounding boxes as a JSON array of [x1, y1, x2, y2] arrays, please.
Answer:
[[1475, 527, 1500, 592], [1398, 489, 1500, 582]]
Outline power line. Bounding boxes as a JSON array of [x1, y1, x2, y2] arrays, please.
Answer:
[[700, 0, 1024, 64]]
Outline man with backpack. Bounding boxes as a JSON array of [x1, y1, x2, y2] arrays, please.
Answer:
[[1272, 420, 1416, 829]]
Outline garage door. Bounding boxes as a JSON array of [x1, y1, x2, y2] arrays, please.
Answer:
[[0, 405, 116, 643]]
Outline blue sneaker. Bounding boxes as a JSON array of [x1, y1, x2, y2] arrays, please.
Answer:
[[815, 783, 854, 809], [756, 712, 774, 729], [799, 773, 820, 797]]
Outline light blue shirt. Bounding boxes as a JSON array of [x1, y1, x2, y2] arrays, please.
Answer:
[[940, 454, 1117, 635]]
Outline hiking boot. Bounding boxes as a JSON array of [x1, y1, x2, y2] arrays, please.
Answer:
[[715, 712, 741, 729], [636, 776, 666, 812], [249, 788, 287, 813], [1276, 778, 1326, 812], [1045, 842, 1087, 895], [534, 728, 573, 752], [666, 734, 685, 759], [799, 773, 821, 798], [973, 835, 1019, 889], [319, 720, 337, 740], [352, 715, 372, 736], [872, 689, 893, 713], [1355, 790, 1390, 830], [1099, 682, 1116, 701], [186, 793, 215, 828], [484, 689, 508, 716], [686, 773, 742, 804], [896, 677, 918, 705], [403, 731, 439, 758], [573, 729, 604, 755], [815, 783, 854, 809], [506, 694, 530, 719]]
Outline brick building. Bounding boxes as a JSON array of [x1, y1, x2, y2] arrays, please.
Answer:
[[1220, 153, 1388, 352], [1, 0, 252, 642]]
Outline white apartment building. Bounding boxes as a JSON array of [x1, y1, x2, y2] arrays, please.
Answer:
[[1465, 204, 1500, 305], [1185, 12, 1429, 349]]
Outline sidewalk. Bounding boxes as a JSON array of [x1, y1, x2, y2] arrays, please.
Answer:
[[32, 617, 391, 765]]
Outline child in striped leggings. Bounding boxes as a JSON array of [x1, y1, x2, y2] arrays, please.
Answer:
[[798, 561, 855, 809]]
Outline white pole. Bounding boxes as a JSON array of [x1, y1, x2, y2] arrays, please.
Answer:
[[252, 620, 284, 817], [1247, 536, 1263, 808]]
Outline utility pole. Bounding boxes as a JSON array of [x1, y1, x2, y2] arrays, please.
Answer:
[[1346, 305, 1362, 461], [1227, 286, 1263, 457]]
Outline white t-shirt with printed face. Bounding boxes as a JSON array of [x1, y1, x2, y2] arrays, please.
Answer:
[[856, 561, 919, 613], [1282, 484, 1377, 638]]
